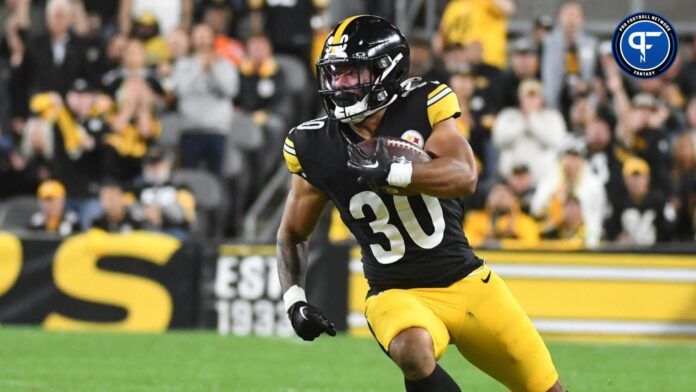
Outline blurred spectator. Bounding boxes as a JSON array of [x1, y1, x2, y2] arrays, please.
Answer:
[[671, 131, 696, 241], [135, 146, 196, 239], [102, 40, 163, 182], [610, 75, 673, 193], [441, 43, 467, 76], [463, 41, 504, 112], [439, 0, 516, 69], [533, 14, 553, 60], [158, 28, 191, 93], [605, 158, 676, 246], [501, 37, 539, 108], [18, 0, 95, 113], [541, 2, 596, 113], [2, 0, 30, 125], [166, 28, 191, 61], [249, 0, 327, 67], [27, 179, 80, 236], [493, 79, 567, 183], [130, 12, 171, 67], [531, 139, 606, 248], [0, 144, 43, 199], [236, 32, 291, 178], [541, 196, 585, 247], [409, 32, 444, 81], [197, 0, 245, 37], [584, 116, 625, 201], [566, 91, 594, 135], [28, 79, 109, 227], [82, 0, 121, 38], [677, 35, 696, 98], [91, 180, 143, 232], [173, 23, 239, 176], [684, 96, 696, 138], [450, 64, 496, 180], [119, 0, 193, 36], [203, 2, 245, 67], [102, 33, 130, 75], [19, 116, 54, 165], [635, 78, 686, 134], [102, 39, 164, 97], [464, 182, 540, 247], [505, 164, 535, 214]]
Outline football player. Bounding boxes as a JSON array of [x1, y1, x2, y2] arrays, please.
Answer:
[[277, 15, 565, 392]]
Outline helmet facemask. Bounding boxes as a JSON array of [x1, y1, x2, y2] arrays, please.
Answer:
[[317, 53, 404, 124]]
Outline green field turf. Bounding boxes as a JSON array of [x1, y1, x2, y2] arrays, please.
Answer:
[[0, 327, 694, 391]]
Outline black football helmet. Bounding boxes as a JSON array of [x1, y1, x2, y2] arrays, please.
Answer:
[[317, 15, 410, 123]]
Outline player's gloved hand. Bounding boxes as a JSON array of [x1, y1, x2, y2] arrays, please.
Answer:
[[346, 138, 391, 190], [287, 301, 337, 341]]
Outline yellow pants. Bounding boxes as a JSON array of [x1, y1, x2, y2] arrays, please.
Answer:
[[364, 264, 558, 392]]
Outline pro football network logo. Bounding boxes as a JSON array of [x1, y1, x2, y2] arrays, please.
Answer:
[[612, 12, 678, 78]]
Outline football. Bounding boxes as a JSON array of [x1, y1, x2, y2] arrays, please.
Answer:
[[356, 136, 431, 164], [355, 136, 430, 195]]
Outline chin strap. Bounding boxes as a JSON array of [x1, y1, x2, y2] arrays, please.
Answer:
[[337, 94, 398, 124]]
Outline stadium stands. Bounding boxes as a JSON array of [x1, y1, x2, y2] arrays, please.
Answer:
[[0, 0, 694, 245]]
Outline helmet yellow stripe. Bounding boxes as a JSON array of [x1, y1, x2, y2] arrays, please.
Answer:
[[332, 15, 359, 45]]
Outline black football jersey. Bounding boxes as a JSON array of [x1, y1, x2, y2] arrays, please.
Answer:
[[284, 79, 484, 294]]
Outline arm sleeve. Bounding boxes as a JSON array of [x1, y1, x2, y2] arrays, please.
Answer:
[[426, 83, 461, 126], [283, 128, 304, 175]]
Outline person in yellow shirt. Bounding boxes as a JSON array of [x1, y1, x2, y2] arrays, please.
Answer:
[[439, 0, 516, 69], [464, 182, 540, 247]]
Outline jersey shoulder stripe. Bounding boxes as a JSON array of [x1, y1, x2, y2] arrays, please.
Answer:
[[283, 129, 303, 174], [282, 116, 330, 175], [425, 82, 460, 126]]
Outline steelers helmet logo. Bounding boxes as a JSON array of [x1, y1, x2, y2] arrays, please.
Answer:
[[324, 34, 349, 59], [401, 130, 425, 148], [612, 12, 678, 78]]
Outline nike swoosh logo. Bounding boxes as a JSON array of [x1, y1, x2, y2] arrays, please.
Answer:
[[363, 162, 379, 168], [299, 306, 309, 320], [481, 271, 492, 284]]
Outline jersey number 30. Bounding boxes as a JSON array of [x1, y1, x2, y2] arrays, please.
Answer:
[[349, 191, 445, 264]]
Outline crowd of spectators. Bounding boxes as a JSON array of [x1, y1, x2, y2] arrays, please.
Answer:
[[431, 1, 696, 248], [0, 0, 695, 248], [0, 0, 325, 239]]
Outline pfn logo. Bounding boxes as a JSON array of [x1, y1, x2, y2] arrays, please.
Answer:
[[628, 31, 662, 63], [612, 12, 677, 78]]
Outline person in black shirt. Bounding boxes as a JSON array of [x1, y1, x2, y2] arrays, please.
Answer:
[[135, 147, 196, 239], [533, 14, 553, 61], [605, 157, 676, 246], [20, 0, 94, 102], [91, 180, 143, 232], [249, 0, 326, 68], [500, 38, 539, 108], [584, 117, 625, 204]]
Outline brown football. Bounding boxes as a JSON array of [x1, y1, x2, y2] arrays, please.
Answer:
[[356, 136, 431, 164], [355, 136, 430, 195]]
